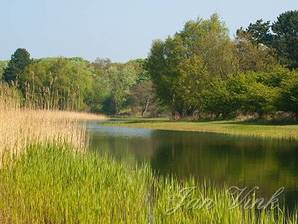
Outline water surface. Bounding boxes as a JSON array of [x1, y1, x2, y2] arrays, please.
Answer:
[[87, 121, 298, 210]]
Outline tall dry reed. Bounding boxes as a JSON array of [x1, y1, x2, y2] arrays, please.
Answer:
[[0, 83, 106, 156]]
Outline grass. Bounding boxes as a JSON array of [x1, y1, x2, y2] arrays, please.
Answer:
[[0, 144, 150, 223], [0, 143, 297, 224], [102, 118, 298, 141]]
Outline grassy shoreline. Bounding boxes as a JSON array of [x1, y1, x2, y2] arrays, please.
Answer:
[[0, 143, 296, 223], [101, 118, 298, 141]]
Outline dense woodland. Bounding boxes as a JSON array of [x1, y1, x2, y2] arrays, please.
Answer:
[[1, 10, 298, 120]]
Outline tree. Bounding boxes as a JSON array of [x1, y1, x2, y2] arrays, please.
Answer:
[[101, 63, 138, 114], [3, 48, 31, 84], [243, 19, 273, 45], [241, 10, 298, 69], [203, 72, 282, 119], [0, 61, 8, 80], [179, 14, 237, 78], [234, 31, 279, 72], [147, 14, 237, 118], [277, 72, 298, 120], [128, 81, 155, 116], [202, 78, 237, 118], [243, 79, 278, 117], [127, 59, 158, 116], [20, 58, 92, 110], [226, 73, 280, 117], [271, 10, 298, 69], [88, 58, 149, 115]]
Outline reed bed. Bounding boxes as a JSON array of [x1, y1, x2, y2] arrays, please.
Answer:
[[0, 84, 106, 156]]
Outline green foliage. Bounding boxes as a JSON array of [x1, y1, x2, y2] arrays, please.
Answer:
[[202, 78, 237, 118], [254, 68, 291, 87], [128, 59, 150, 83], [101, 63, 138, 114], [20, 57, 92, 110], [125, 59, 162, 116], [225, 73, 278, 116], [147, 11, 297, 119], [234, 32, 279, 73], [242, 76, 278, 116], [243, 10, 298, 69], [0, 61, 8, 80], [244, 19, 273, 45], [176, 55, 209, 113], [128, 80, 157, 116], [3, 48, 31, 84], [277, 71, 298, 116], [147, 14, 237, 117], [88, 59, 155, 115], [272, 10, 298, 69], [203, 71, 289, 118]]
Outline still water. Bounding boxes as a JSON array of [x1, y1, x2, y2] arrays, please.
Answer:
[[87, 121, 298, 210]]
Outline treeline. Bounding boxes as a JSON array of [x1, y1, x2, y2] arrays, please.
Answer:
[[0, 51, 159, 115], [1, 10, 297, 119], [147, 11, 298, 120]]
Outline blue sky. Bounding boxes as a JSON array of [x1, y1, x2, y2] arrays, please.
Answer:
[[1, 0, 297, 62]]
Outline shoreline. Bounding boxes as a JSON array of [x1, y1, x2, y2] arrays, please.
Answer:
[[101, 118, 298, 141]]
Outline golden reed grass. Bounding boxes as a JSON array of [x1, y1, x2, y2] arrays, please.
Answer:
[[0, 83, 107, 156]]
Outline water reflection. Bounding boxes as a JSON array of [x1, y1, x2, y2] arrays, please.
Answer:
[[87, 122, 298, 209]]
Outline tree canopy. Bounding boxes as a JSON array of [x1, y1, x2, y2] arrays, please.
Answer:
[[20, 58, 93, 110], [147, 14, 237, 117], [3, 48, 31, 84], [243, 10, 298, 69]]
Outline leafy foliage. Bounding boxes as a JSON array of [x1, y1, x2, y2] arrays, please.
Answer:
[[278, 72, 298, 117], [234, 32, 279, 72], [20, 57, 93, 110], [272, 10, 298, 69], [243, 10, 298, 69], [245, 19, 272, 45], [0, 61, 8, 80], [3, 48, 31, 84], [147, 14, 237, 117]]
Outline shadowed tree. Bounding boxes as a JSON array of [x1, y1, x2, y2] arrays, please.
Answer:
[[241, 10, 298, 69], [272, 10, 298, 69], [3, 48, 31, 84], [245, 19, 273, 46]]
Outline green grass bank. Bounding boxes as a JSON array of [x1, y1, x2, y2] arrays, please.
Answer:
[[102, 118, 298, 141]]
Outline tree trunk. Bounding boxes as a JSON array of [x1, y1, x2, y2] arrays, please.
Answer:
[[258, 111, 265, 120], [141, 98, 150, 117], [173, 111, 181, 120]]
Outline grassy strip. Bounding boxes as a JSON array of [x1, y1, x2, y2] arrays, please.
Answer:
[[0, 144, 150, 223], [0, 143, 296, 223], [103, 118, 298, 141]]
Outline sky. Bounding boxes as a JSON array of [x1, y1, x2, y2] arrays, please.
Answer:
[[0, 0, 297, 62]]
